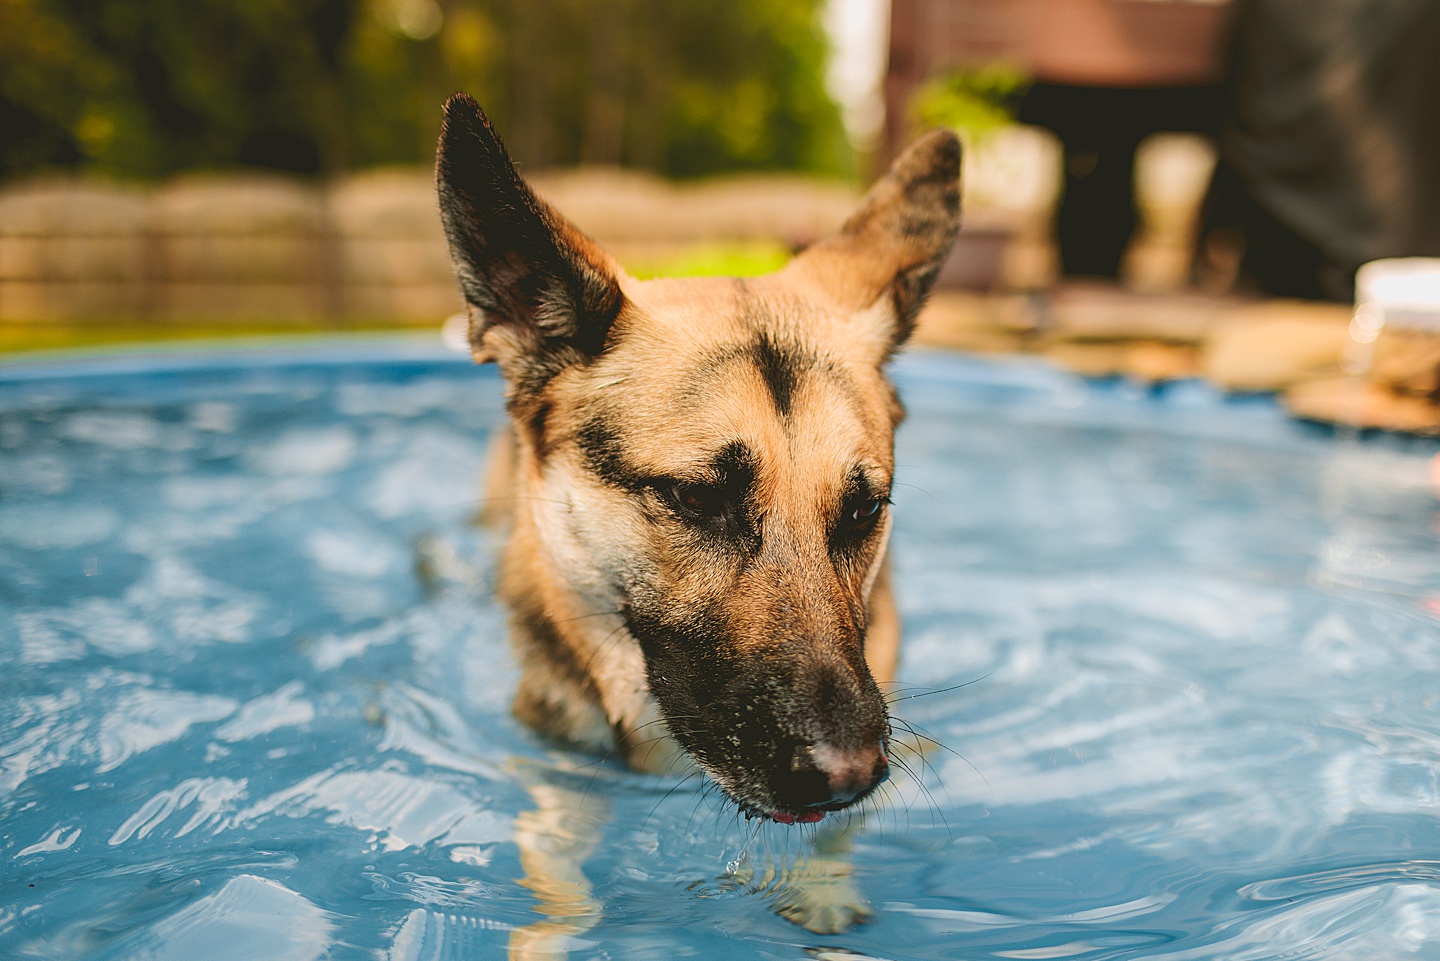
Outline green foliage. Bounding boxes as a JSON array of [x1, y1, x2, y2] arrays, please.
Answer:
[[650, 0, 850, 177], [0, 0, 358, 176], [0, 0, 850, 180], [910, 63, 1029, 145]]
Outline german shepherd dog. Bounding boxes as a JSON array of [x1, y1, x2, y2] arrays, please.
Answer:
[[435, 94, 960, 941]]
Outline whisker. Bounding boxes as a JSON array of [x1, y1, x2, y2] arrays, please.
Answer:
[[890, 480, 940, 505], [576, 623, 631, 686], [880, 779, 909, 835], [885, 672, 993, 705], [892, 716, 989, 793], [473, 493, 573, 511], [890, 722, 945, 782], [904, 763, 953, 835], [643, 770, 702, 829], [577, 713, 693, 804], [859, 781, 895, 835], [890, 721, 963, 812], [684, 778, 722, 838], [553, 608, 626, 627]]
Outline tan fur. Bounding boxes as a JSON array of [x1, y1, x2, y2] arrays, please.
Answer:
[[436, 95, 960, 937], [484, 275, 910, 771]]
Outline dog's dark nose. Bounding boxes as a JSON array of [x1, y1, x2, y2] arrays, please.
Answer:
[[813, 741, 890, 805], [776, 741, 889, 810]]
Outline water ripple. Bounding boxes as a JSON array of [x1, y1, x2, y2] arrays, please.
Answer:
[[95, 875, 334, 961], [1155, 882, 1440, 960], [6, 351, 1439, 960], [386, 908, 513, 961], [1, 674, 235, 792], [237, 766, 508, 852], [109, 777, 248, 845], [887, 893, 1175, 932], [1239, 860, 1440, 902]]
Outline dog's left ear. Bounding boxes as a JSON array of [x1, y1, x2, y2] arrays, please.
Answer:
[[436, 93, 624, 387], [783, 129, 962, 355]]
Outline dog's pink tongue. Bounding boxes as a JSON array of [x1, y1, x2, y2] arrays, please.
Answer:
[[770, 811, 825, 825]]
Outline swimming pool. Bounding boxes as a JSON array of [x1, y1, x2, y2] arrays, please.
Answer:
[[3, 340, 1439, 960]]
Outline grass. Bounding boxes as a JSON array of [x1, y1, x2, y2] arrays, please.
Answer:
[[621, 241, 793, 280]]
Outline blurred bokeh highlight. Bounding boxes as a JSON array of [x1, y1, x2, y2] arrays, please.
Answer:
[[2, 0, 1439, 431]]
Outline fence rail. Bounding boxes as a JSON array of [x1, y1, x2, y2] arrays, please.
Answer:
[[0, 167, 860, 325]]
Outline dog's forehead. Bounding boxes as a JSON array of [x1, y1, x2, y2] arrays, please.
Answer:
[[611, 274, 888, 394], [572, 275, 898, 478]]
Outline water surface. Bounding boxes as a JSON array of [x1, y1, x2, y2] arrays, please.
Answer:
[[3, 342, 1439, 960]]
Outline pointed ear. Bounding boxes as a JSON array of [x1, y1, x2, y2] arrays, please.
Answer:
[[784, 129, 961, 351], [435, 93, 624, 388]]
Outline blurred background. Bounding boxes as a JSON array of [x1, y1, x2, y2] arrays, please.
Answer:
[[2, 0, 1438, 430], [0, 0, 854, 180]]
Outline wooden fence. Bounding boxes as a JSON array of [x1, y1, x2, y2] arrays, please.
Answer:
[[0, 168, 861, 325]]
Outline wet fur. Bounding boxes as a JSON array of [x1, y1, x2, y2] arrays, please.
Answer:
[[436, 93, 960, 933]]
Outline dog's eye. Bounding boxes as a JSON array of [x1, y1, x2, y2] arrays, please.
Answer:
[[670, 482, 726, 520], [843, 497, 886, 533]]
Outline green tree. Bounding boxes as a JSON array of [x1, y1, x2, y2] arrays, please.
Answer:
[[0, 0, 357, 176], [0, 0, 850, 180]]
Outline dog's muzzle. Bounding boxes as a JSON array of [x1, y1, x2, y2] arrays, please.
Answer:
[[768, 739, 890, 823]]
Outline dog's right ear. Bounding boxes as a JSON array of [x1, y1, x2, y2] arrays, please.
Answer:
[[436, 94, 624, 389]]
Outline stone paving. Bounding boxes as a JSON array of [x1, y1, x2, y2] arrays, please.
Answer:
[[912, 285, 1439, 435]]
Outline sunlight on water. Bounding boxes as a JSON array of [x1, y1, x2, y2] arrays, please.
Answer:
[[2, 343, 1438, 960]]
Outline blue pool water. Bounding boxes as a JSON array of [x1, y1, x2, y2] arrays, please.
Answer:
[[3, 340, 1439, 960]]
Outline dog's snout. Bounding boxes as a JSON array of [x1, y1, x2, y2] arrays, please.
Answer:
[[776, 741, 889, 811], [813, 741, 889, 805], [777, 745, 833, 809]]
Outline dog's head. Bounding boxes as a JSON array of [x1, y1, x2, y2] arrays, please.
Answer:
[[437, 94, 960, 822]]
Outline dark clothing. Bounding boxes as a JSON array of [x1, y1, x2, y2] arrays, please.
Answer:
[[1020, 0, 1440, 300], [1204, 0, 1440, 300]]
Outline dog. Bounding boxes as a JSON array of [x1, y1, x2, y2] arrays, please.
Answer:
[[435, 93, 960, 945]]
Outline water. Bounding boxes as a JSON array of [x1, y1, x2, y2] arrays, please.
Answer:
[[3, 340, 1439, 960]]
